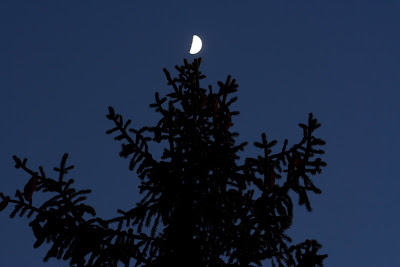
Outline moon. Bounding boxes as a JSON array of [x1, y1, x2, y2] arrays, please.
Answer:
[[189, 35, 202, 54]]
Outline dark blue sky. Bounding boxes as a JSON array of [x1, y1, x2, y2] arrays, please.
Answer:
[[1, 2, 399, 266]]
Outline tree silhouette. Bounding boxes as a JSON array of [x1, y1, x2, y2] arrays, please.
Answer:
[[1, 58, 328, 266]]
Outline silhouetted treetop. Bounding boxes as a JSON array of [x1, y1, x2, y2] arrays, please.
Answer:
[[2, 58, 327, 267]]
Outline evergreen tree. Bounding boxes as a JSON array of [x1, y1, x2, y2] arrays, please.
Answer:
[[1, 58, 328, 266]]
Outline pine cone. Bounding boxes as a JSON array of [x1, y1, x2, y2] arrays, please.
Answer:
[[24, 175, 38, 204], [200, 93, 208, 109], [208, 93, 219, 113], [225, 111, 232, 129], [268, 169, 275, 189]]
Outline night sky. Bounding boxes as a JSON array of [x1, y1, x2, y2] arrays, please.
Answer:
[[1, 2, 399, 266]]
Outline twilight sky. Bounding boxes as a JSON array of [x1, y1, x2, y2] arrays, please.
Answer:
[[1, 2, 399, 266]]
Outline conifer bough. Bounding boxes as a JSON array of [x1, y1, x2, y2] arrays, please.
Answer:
[[1, 58, 328, 267]]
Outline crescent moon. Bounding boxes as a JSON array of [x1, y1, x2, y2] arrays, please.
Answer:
[[189, 35, 202, 54]]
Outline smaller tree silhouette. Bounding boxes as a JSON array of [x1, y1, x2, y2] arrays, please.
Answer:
[[1, 58, 327, 266]]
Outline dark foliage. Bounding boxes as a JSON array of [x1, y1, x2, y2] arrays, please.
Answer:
[[1, 58, 328, 266]]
